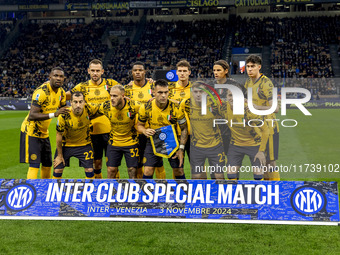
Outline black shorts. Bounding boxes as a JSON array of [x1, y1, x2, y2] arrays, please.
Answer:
[[227, 144, 261, 168], [54, 144, 94, 169], [219, 125, 231, 155], [20, 132, 52, 167], [190, 143, 225, 174], [266, 130, 279, 161], [143, 140, 182, 168], [185, 135, 191, 162], [138, 134, 147, 168], [106, 144, 139, 168], [91, 133, 109, 160]]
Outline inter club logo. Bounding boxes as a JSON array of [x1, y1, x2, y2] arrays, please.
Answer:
[[138, 92, 144, 99], [291, 186, 326, 216], [159, 132, 167, 141], [180, 91, 186, 98], [94, 89, 100, 96], [117, 113, 123, 121], [166, 71, 175, 80], [4, 184, 36, 211]]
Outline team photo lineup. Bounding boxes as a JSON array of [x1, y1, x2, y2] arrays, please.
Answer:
[[1, 1, 340, 253], [19, 55, 280, 181]]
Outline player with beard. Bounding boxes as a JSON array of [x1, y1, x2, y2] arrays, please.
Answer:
[[53, 92, 97, 179], [137, 79, 188, 179], [97, 86, 140, 179], [66, 59, 120, 179]]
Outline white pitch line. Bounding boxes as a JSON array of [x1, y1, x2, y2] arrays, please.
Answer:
[[0, 216, 338, 226]]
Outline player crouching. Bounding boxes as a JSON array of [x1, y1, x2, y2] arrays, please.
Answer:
[[53, 92, 97, 179]]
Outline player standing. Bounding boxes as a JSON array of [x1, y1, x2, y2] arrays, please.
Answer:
[[66, 59, 120, 179], [213, 60, 244, 156], [53, 92, 97, 179], [223, 89, 270, 180], [181, 83, 225, 179], [125, 61, 166, 179], [97, 86, 140, 179], [137, 79, 188, 179], [169, 60, 192, 162], [244, 55, 280, 181], [20, 67, 68, 179]]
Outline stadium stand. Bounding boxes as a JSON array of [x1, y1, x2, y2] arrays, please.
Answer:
[[108, 19, 228, 84], [0, 7, 339, 98], [0, 20, 117, 97]]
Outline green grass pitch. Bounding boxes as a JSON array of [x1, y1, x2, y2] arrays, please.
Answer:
[[0, 109, 339, 254]]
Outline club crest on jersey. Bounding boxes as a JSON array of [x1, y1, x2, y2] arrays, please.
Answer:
[[180, 91, 186, 98], [157, 115, 164, 122], [52, 98, 56, 105], [138, 91, 144, 99], [117, 113, 123, 121], [78, 121, 83, 127], [95, 89, 100, 96]]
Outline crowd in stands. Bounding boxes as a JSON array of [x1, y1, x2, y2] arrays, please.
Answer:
[[0, 15, 339, 98], [270, 17, 338, 80], [274, 77, 337, 96], [0, 19, 113, 98], [107, 19, 228, 84], [0, 22, 14, 45], [234, 16, 338, 84]]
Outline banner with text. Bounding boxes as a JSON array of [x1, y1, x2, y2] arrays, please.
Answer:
[[0, 180, 338, 223]]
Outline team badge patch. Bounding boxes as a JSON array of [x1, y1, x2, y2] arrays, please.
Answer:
[[117, 113, 123, 121], [94, 89, 100, 96], [157, 116, 164, 122], [31, 154, 37, 161]]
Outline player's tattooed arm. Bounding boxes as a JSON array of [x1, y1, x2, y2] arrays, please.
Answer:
[[54, 131, 65, 168], [179, 121, 188, 147], [28, 105, 69, 121], [172, 121, 188, 167]]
